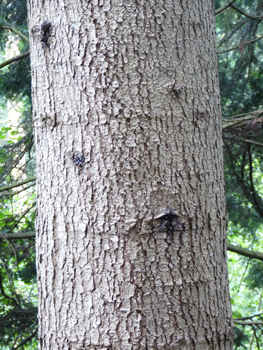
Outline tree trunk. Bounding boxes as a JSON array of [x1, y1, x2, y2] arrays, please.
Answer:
[[27, 0, 234, 349]]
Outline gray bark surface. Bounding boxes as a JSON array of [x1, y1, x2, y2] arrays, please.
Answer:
[[27, 0, 234, 349]]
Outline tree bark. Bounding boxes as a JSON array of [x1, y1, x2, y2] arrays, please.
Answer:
[[27, 0, 234, 349]]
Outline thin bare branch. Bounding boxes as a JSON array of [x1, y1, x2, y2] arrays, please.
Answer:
[[218, 35, 263, 54], [0, 177, 36, 192], [251, 325, 261, 350], [248, 145, 263, 217], [217, 19, 249, 49], [1, 137, 34, 182], [234, 321, 263, 325], [0, 269, 20, 307], [0, 50, 30, 69], [235, 313, 263, 321], [230, 4, 259, 20], [13, 330, 38, 350], [223, 137, 263, 148], [0, 182, 35, 198], [14, 202, 36, 228], [215, 0, 236, 16]]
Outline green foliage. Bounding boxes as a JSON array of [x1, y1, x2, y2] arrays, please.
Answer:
[[234, 327, 249, 349], [245, 261, 263, 289], [224, 143, 263, 236], [0, 127, 11, 139], [216, 0, 263, 348], [0, 0, 30, 102], [0, 241, 38, 349], [216, 0, 263, 113], [0, 1, 37, 348], [217, 0, 263, 236], [0, 55, 31, 102], [228, 248, 263, 349]]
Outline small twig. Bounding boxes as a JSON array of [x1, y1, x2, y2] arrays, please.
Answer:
[[13, 330, 38, 350], [14, 202, 36, 228], [236, 258, 251, 295], [215, 0, 237, 16], [217, 19, 249, 49], [0, 268, 20, 307], [218, 35, 263, 54], [230, 4, 259, 20], [1, 136, 33, 183]]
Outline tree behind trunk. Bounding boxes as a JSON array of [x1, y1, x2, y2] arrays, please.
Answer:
[[27, 0, 234, 349]]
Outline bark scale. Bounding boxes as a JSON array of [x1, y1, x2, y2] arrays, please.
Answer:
[[27, 0, 234, 349]]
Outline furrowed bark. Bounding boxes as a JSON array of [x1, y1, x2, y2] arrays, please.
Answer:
[[27, 0, 234, 349]]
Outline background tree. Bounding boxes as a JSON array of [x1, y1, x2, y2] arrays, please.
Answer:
[[0, 0, 37, 349], [0, 0, 263, 348], [215, 0, 263, 347]]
